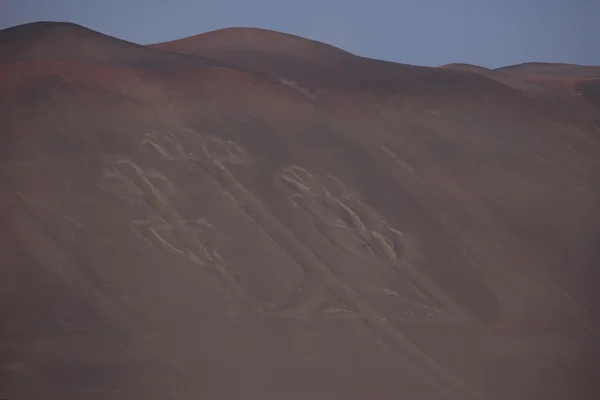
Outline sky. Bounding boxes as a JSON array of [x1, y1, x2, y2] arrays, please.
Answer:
[[0, 0, 598, 68]]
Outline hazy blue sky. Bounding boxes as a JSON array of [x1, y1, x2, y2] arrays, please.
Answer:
[[1, 0, 598, 68]]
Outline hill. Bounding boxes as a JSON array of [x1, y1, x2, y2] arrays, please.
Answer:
[[1, 22, 600, 400]]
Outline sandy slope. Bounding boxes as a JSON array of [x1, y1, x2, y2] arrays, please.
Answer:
[[1, 22, 600, 399]]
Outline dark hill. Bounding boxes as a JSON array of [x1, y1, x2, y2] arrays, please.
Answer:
[[496, 62, 600, 79]]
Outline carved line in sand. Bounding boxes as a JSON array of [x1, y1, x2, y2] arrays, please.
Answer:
[[132, 214, 221, 263], [114, 124, 488, 400], [276, 165, 437, 318], [275, 77, 316, 99], [143, 130, 353, 317], [98, 154, 259, 314], [280, 165, 422, 267], [278, 165, 475, 324], [142, 130, 249, 167]]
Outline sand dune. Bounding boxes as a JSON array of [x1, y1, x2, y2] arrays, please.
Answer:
[[1, 22, 600, 399]]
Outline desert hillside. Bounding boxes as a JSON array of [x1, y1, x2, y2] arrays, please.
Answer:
[[1, 22, 600, 400]]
